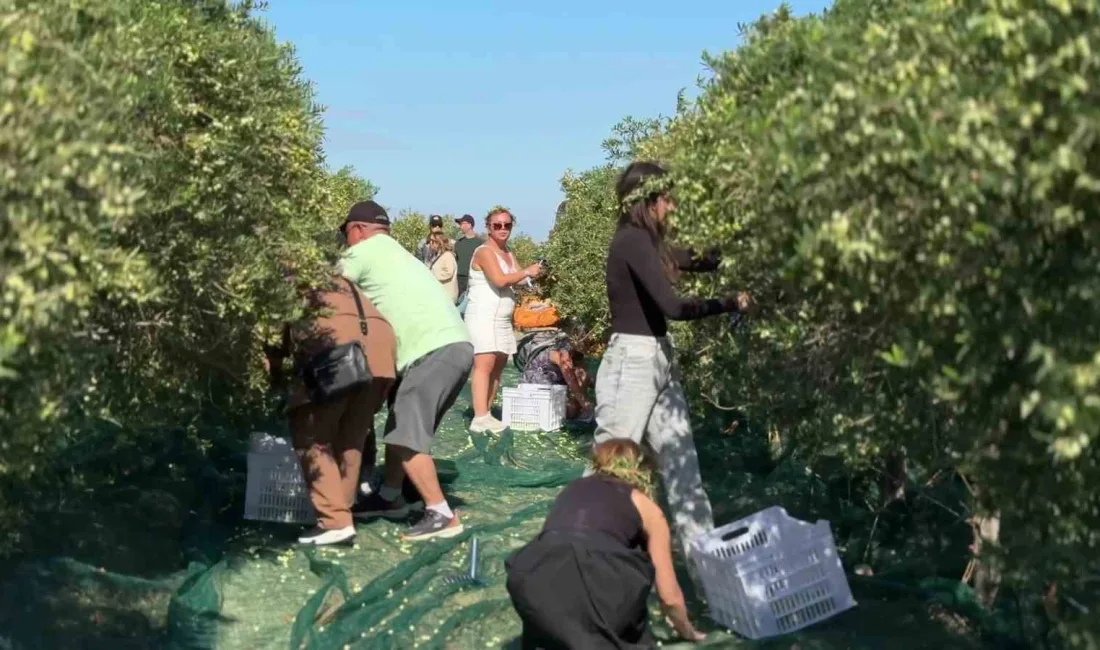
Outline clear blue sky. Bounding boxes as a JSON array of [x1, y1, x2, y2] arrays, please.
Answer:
[[262, 1, 831, 239]]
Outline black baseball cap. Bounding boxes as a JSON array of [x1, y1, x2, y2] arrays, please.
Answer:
[[429, 214, 444, 227], [455, 214, 475, 226], [340, 200, 390, 235]]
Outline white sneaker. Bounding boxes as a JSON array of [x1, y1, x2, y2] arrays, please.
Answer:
[[298, 525, 356, 546], [469, 414, 506, 433]]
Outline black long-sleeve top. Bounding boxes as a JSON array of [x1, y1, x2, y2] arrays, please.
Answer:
[[606, 225, 728, 338]]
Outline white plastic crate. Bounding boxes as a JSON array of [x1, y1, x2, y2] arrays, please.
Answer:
[[691, 506, 856, 639], [243, 433, 315, 524], [501, 383, 567, 432]]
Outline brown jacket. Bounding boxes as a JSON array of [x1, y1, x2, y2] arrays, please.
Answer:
[[286, 276, 396, 411]]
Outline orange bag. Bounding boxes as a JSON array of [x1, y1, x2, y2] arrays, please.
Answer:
[[513, 299, 561, 330]]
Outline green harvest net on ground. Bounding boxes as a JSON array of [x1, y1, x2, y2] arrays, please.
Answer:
[[0, 367, 994, 649]]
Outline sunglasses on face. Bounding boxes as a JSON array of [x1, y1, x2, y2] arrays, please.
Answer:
[[491, 221, 514, 231]]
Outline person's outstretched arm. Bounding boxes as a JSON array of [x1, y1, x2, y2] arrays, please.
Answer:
[[623, 230, 735, 321], [474, 247, 540, 289], [633, 490, 706, 643]]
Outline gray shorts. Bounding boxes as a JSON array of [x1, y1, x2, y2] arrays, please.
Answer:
[[383, 342, 474, 454]]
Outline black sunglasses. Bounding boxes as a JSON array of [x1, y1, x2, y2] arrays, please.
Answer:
[[491, 221, 514, 231]]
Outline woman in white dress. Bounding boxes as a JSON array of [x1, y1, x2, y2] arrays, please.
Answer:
[[465, 208, 542, 433]]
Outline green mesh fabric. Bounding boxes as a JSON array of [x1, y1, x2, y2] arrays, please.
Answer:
[[177, 369, 595, 650], [0, 368, 994, 649]]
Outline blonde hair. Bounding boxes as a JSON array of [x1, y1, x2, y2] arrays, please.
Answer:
[[590, 439, 655, 497], [428, 231, 453, 254], [485, 207, 515, 228]]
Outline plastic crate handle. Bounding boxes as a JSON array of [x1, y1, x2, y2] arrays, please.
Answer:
[[721, 526, 750, 542]]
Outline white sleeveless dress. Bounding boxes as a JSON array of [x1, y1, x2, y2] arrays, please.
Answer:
[[465, 246, 519, 355]]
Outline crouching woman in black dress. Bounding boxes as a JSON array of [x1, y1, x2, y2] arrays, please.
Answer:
[[505, 439, 706, 648]]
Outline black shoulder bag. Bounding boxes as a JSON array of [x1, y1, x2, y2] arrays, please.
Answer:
[[300, 277, 373, 404]]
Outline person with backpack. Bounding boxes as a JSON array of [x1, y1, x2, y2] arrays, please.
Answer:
[[263, 275, 397, 546]]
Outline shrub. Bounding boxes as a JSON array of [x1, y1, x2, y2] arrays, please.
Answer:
[[0, 0, 367, 554], [508, 233, 543, 268], [547, 0, 1099, 643], [388, 210, 431, 254], [387, 210, 468, 255], [325, 166, 379, 226], [544, 117, 665, 347], [543, 166, 619, 346], [644, 0, 1099, 644]]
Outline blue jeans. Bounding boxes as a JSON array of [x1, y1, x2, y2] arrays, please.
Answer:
[[591, 333, 715, 559]]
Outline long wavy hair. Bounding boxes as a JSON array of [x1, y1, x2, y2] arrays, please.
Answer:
[[428, 230, 452, 254], [615, 161, 678, 282]]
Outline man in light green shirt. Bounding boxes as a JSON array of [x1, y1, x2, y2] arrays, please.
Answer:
[[338, 200, 473, 541]]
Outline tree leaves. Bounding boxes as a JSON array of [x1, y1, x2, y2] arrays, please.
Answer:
[[552, 1, 1100, 643], [0, 0, 375, 553]]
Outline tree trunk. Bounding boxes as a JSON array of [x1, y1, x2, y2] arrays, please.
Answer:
[[965, 444, 1004, 608], [880, 449, 908, 506], [969, 507, 1003, 607]]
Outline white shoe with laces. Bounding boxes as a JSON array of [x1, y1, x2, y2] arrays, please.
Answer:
[[469, 414, 506, 434], [298, 525, 356, 546]]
